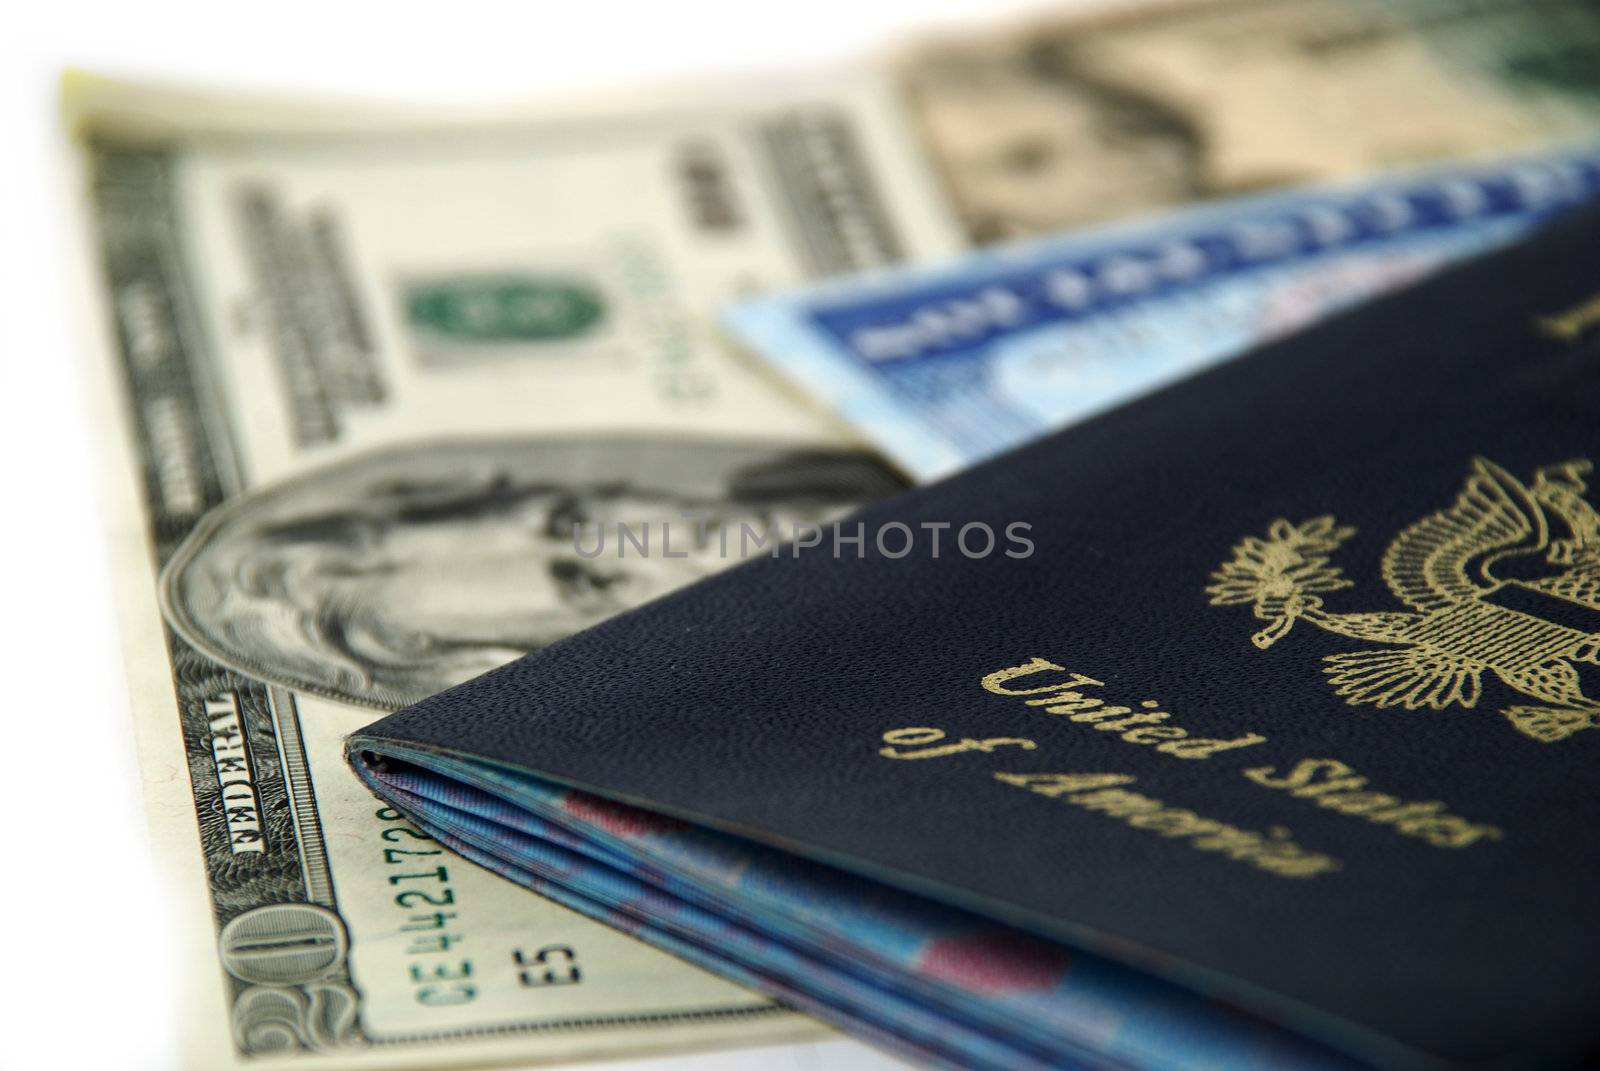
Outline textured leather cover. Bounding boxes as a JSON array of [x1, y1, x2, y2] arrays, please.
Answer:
[[352, 208, 1600, 1069]]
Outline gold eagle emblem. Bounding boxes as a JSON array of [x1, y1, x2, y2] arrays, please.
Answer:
[[1208, 458, 1600, 743]]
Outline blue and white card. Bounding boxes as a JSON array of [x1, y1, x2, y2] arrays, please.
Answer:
[[727, 143, 1600, 481]]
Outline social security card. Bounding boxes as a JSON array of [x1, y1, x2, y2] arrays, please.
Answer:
[[726, 142, 1600, 481]]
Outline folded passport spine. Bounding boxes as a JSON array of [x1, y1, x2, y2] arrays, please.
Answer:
[[350, 207, 1600, 1070]]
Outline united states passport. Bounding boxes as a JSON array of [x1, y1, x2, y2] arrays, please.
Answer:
[[349, 206, 1600, 1070]]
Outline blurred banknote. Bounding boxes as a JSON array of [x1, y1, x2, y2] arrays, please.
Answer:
[[68, 73, 955, 1070], [727, 143, 1600, 481], [904, 0, 1600, 241]]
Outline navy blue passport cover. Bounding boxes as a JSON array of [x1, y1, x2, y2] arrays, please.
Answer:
[[351, 209, 1600, 1069]]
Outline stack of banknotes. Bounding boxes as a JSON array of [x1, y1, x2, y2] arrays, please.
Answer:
[[68, 1, 1600, 1068]]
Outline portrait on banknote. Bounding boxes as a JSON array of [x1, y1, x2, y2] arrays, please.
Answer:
[[905, 0, 1600, 242], [159, 438, 903, 708], [907, 41, 1210, 242]]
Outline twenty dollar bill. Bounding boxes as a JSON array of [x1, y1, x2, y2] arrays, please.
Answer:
[[905, 0, 1600, 241], [69, 74, 956, 1070]]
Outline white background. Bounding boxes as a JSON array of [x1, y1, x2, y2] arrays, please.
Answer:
[[0, 1, 1099, 1068]]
